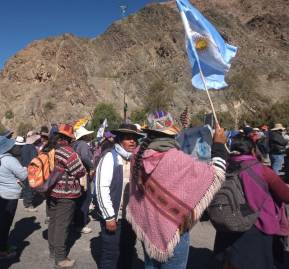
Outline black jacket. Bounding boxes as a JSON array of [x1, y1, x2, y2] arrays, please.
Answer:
[[269, 131, 287, 154]]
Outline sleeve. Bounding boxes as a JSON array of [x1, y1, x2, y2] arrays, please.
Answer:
[[211, 142, 227, 183], [95, 152, 115, 220], [7, 157, 28, 181], [78, 142, 94, 170], [262, 166, 289, 203]]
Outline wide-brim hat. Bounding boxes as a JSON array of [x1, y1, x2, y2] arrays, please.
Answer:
[[74, 126, 94, 140], [111, 123, 145, 139], [57, 124, 75, 139], [0, 129, 14, 138], [15, 136, 26, 145], [143, 111, 180, 137], [271, 123, 285, 131], [0, 136, 15, 155], [26, 131, 41, 145]]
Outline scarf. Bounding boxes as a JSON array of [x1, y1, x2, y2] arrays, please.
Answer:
[[114, 143, 132, 161], [148, 137, 180, 152], [127, 148, 225, 262]]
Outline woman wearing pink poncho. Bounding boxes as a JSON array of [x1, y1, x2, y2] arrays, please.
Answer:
[[127, 111, 228, 269]]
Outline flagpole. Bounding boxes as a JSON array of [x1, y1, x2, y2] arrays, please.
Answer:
[[199, 71, 220, 127]]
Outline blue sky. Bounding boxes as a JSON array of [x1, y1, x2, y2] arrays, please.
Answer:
[[0, 0, 165, 69]]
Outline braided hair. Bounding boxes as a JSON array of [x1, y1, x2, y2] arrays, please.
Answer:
[[132, 137, 152, 194]]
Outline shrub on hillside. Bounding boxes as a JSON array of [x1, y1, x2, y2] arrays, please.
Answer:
[[91, 103, 122, 131], [5, 110, 14, 119], [130, 108, 147, 125], [17, 122, 33, 136], [144, 78, 174, 112]]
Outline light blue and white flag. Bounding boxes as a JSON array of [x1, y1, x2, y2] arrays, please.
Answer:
[[96, 118, 108, 141], [176, 0, 237, 90]]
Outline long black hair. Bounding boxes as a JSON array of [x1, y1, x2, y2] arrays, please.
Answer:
[[132, 131, 170, 193], [230, 134, 254, 155]]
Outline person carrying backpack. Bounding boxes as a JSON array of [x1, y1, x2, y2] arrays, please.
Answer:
[[212, 134, 289, 269], [0, 136, 27, 259], [46, 124, 86, 269]]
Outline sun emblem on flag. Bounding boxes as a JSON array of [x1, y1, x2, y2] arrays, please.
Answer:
[[195, 36, 209, 51]]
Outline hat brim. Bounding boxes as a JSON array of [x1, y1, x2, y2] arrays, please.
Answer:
[[271, 127, 285, 131], [142, 128, 178, 137], [15, 142, 26, 146], [0, 139, 15, 155], [57, 131, 75, 139], [26, 135, 41, 144], [111, 129, 145, 139], [75, 130, 94, 140]]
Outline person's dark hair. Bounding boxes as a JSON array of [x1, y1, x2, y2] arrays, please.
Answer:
[[131, 137, 152, 194], [101, 139, 114, 152], [42, 135, 58, 152], [231, 134, 254, 155], [132, 131, 167, 194]]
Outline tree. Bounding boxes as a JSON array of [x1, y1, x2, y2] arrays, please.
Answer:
[[130, 108, 147, 125], [91, 103, 122, 131], [144, 78, 174, 112]]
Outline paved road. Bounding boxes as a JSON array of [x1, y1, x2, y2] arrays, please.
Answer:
[[1, 201, 289, 269]]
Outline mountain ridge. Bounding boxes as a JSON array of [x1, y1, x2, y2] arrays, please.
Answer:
[[0, 0, 288, 130]]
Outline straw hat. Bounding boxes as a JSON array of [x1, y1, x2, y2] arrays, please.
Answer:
[[15, 136, 26, 145], [111, 123, 145, 139], [143, 111, 180, 136], [26, 131, 41, 145], [74, 126, 94, 140], [57, 124, 75, 139], [0, 136, 15, 155], [271, 123, 285, 131]]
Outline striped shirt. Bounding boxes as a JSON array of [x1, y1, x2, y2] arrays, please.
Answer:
[[50, 141, 86, 199]]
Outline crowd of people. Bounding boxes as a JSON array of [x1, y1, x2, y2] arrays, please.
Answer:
[[0, 111, 289, 269]]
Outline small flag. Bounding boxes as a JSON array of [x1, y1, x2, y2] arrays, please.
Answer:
[[96, 118, 108, 140], [176, 0, 237, 90]]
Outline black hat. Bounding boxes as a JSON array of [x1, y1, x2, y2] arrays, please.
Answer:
[[111, 123, 144, 139]]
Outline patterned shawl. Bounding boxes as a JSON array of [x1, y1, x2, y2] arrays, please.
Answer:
[[127, 148, 223, 262]]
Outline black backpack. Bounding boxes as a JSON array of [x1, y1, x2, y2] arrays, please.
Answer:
[[208, 161, 263, 232]]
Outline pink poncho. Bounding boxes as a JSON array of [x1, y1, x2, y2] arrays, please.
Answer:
[[127, 148, 224, 262]]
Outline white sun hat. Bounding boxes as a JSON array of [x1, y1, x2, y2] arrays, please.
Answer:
[[15, 136, 26, 145], [74, 126, 94, 141]]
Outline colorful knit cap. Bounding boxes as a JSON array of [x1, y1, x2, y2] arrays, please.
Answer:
[[147, 111, 179, 136]]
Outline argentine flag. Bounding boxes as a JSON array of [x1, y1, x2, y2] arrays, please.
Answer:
[[176, 0, 237, 90]]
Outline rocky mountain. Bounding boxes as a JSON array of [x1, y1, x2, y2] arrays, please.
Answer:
[[0, 0, 288, 130]]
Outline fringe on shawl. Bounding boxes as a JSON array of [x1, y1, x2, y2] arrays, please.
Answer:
[[126, 207, 180, 262], [126, 165, 225, 262], [193, 166, 226, 220]]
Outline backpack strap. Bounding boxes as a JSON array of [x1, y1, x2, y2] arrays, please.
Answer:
[[239, 160, 269, 193]]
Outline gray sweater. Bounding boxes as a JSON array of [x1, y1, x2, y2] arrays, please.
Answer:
[[0, 153, 27, 200]]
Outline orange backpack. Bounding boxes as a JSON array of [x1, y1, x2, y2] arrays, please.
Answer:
[[27, 149, 55, 189]]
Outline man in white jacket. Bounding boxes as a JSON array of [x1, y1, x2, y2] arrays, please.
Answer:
[[95, 123, 144, 269]]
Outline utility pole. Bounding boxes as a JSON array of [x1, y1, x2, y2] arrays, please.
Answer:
[[120, 4, 128, 122]]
